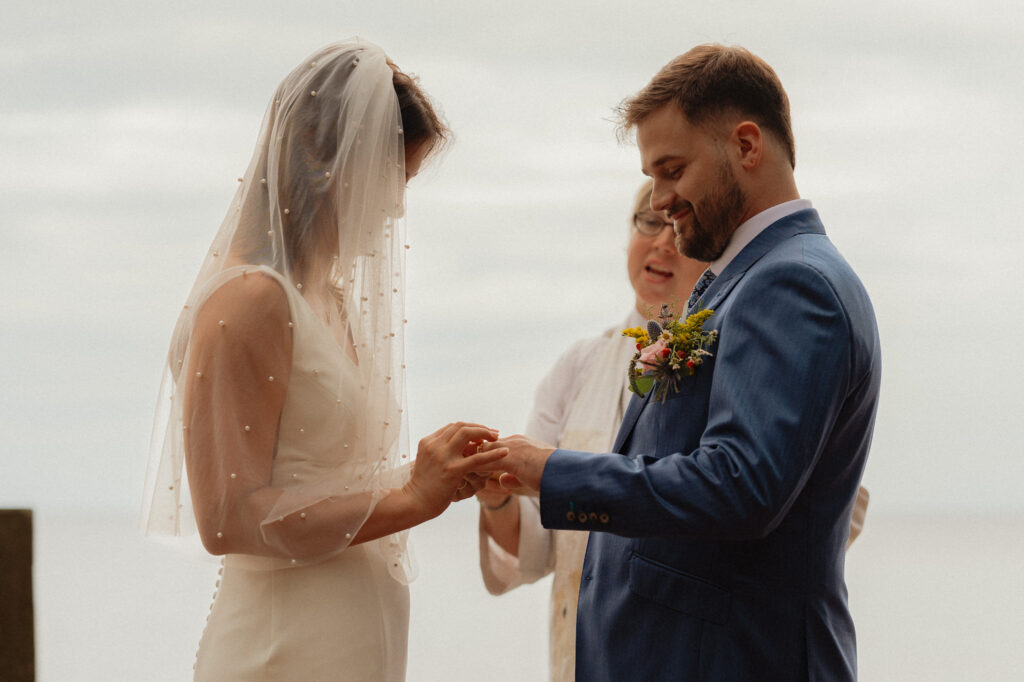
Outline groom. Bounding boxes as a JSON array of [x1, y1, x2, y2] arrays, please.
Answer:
[[490, 44, 880, 681]]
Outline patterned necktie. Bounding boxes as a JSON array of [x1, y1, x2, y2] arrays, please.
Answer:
[[686, 268, 717, 313]]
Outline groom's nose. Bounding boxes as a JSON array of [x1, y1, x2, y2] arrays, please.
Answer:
[[649, 180, 673, 213]]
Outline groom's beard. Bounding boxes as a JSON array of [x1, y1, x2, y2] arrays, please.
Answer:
[[672, 161, 747, 263]]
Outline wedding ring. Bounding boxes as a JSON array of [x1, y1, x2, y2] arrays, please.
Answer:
[[457, 480, 469, 490]]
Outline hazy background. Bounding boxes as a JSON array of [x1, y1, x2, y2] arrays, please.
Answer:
[[3, 0, 1023, 679]]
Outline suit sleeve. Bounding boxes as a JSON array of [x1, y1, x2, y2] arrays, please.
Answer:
[[540, 261, 854, 540]]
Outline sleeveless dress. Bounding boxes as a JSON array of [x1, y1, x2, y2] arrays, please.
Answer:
[[193, 268, 409, 681]]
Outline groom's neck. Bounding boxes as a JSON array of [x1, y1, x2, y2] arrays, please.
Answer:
[[739, 166, 800, 225]]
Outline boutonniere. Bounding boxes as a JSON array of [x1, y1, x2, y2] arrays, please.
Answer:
[[622, 304, 718, 403]]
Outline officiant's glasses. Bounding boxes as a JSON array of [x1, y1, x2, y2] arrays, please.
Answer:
[[633, 210, 673, 237]]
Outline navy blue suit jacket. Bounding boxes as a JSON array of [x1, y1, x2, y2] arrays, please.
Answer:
[[540, 210, 880, 681]]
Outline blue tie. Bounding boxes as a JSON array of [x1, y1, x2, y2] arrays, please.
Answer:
[[687, 268, 716, 313]]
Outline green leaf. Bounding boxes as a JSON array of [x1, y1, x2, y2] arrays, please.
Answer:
[[633, 376, 654, 396]]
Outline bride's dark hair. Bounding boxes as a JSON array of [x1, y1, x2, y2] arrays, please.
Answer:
[[389, 60, 450, 160]]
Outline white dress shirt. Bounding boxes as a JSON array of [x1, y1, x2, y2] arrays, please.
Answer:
[[709, 198, 813, 276]]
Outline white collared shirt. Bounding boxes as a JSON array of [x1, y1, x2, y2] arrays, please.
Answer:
[[709, 198, 813, 276]]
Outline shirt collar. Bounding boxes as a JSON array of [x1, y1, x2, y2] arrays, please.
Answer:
[[709, 198, 813, 276]]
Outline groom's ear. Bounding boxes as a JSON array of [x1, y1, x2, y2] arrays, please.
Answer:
[[730, 121, 763, 171]]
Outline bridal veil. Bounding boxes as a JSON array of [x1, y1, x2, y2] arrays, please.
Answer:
[[141, 39, 416, 583]]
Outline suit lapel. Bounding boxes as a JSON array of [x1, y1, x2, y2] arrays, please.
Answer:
[[612, 391, 650, 453], [608, 210, 825, 456], [699, 208, 826, 313]]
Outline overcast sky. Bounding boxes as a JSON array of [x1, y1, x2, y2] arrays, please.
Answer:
[[2, 0, 1022, 516]]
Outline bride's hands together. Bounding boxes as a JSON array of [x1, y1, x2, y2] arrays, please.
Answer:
[[403, 422, 507, 519]]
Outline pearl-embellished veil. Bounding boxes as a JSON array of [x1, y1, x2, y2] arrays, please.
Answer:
[[141, 39, 415, 583]]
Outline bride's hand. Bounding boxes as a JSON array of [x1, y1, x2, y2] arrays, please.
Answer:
[[453, 472, 491, 502], [404, 422, 507, 518]]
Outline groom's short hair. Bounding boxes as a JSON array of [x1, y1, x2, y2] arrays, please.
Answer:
[[620, 44, 796, 169]]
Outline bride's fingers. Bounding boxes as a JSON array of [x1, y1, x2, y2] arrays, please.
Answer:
[[461, 472, 489, 493], [445, 425, 499, 453], [455, 447, 507, 475], [440, 421, 493, 438], [451, 481, 478, 502], [433, 421, 491, 444], [477, 438, 511, 452], [427, 421, 489, 446], [450, 477, 472, 501], [461, 436, 499, 457]]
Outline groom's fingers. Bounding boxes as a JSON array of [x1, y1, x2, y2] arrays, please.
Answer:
[[497, 472, 523, 489]]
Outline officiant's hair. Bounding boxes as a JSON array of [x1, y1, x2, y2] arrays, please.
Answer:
[[618, 44, 796, 169]]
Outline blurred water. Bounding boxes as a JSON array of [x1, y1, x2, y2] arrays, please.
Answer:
[[31, 506, 1024, 681]]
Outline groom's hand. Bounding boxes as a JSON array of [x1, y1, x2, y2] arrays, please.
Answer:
[[481, 435, 555, 493]]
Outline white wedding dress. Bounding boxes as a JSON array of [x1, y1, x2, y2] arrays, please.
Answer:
[[192, 269, 409, 682]]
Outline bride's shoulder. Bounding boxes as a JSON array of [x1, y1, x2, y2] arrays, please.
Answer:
[[195, 268, 291, 335]]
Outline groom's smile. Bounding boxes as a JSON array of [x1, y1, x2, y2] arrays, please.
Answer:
[[668, 203, 694, 237]]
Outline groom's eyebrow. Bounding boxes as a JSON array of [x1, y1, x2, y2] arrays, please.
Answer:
[[643, 156, 680, 176]]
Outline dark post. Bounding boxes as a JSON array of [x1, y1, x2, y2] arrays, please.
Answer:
[[0, 509, 35, 681]]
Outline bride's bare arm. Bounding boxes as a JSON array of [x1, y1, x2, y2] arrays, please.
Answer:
[[183, 272, 504, 559]]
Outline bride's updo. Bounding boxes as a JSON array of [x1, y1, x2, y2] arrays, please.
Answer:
[[389, 60, 450, 162]]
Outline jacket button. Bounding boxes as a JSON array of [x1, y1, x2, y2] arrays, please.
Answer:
[[588, 512, 598, 522], [566, 511, 576, 521], [599, 513, 609, 524]]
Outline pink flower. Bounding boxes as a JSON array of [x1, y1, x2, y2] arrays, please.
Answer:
[[638, 338, 668, 370]]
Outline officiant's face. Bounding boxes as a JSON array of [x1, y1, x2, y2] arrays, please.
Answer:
[[638, 105, 746, 262], [627, 188, 706, 315]]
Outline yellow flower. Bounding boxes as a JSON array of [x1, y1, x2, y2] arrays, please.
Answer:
[[621, 327, 650, 346]]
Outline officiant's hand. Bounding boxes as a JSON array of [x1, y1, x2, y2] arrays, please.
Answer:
[[474, 474, 514, 508], [479, 434, 555, 493]]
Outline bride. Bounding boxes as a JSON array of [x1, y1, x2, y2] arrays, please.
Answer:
[[140, 39, 505, 681]]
